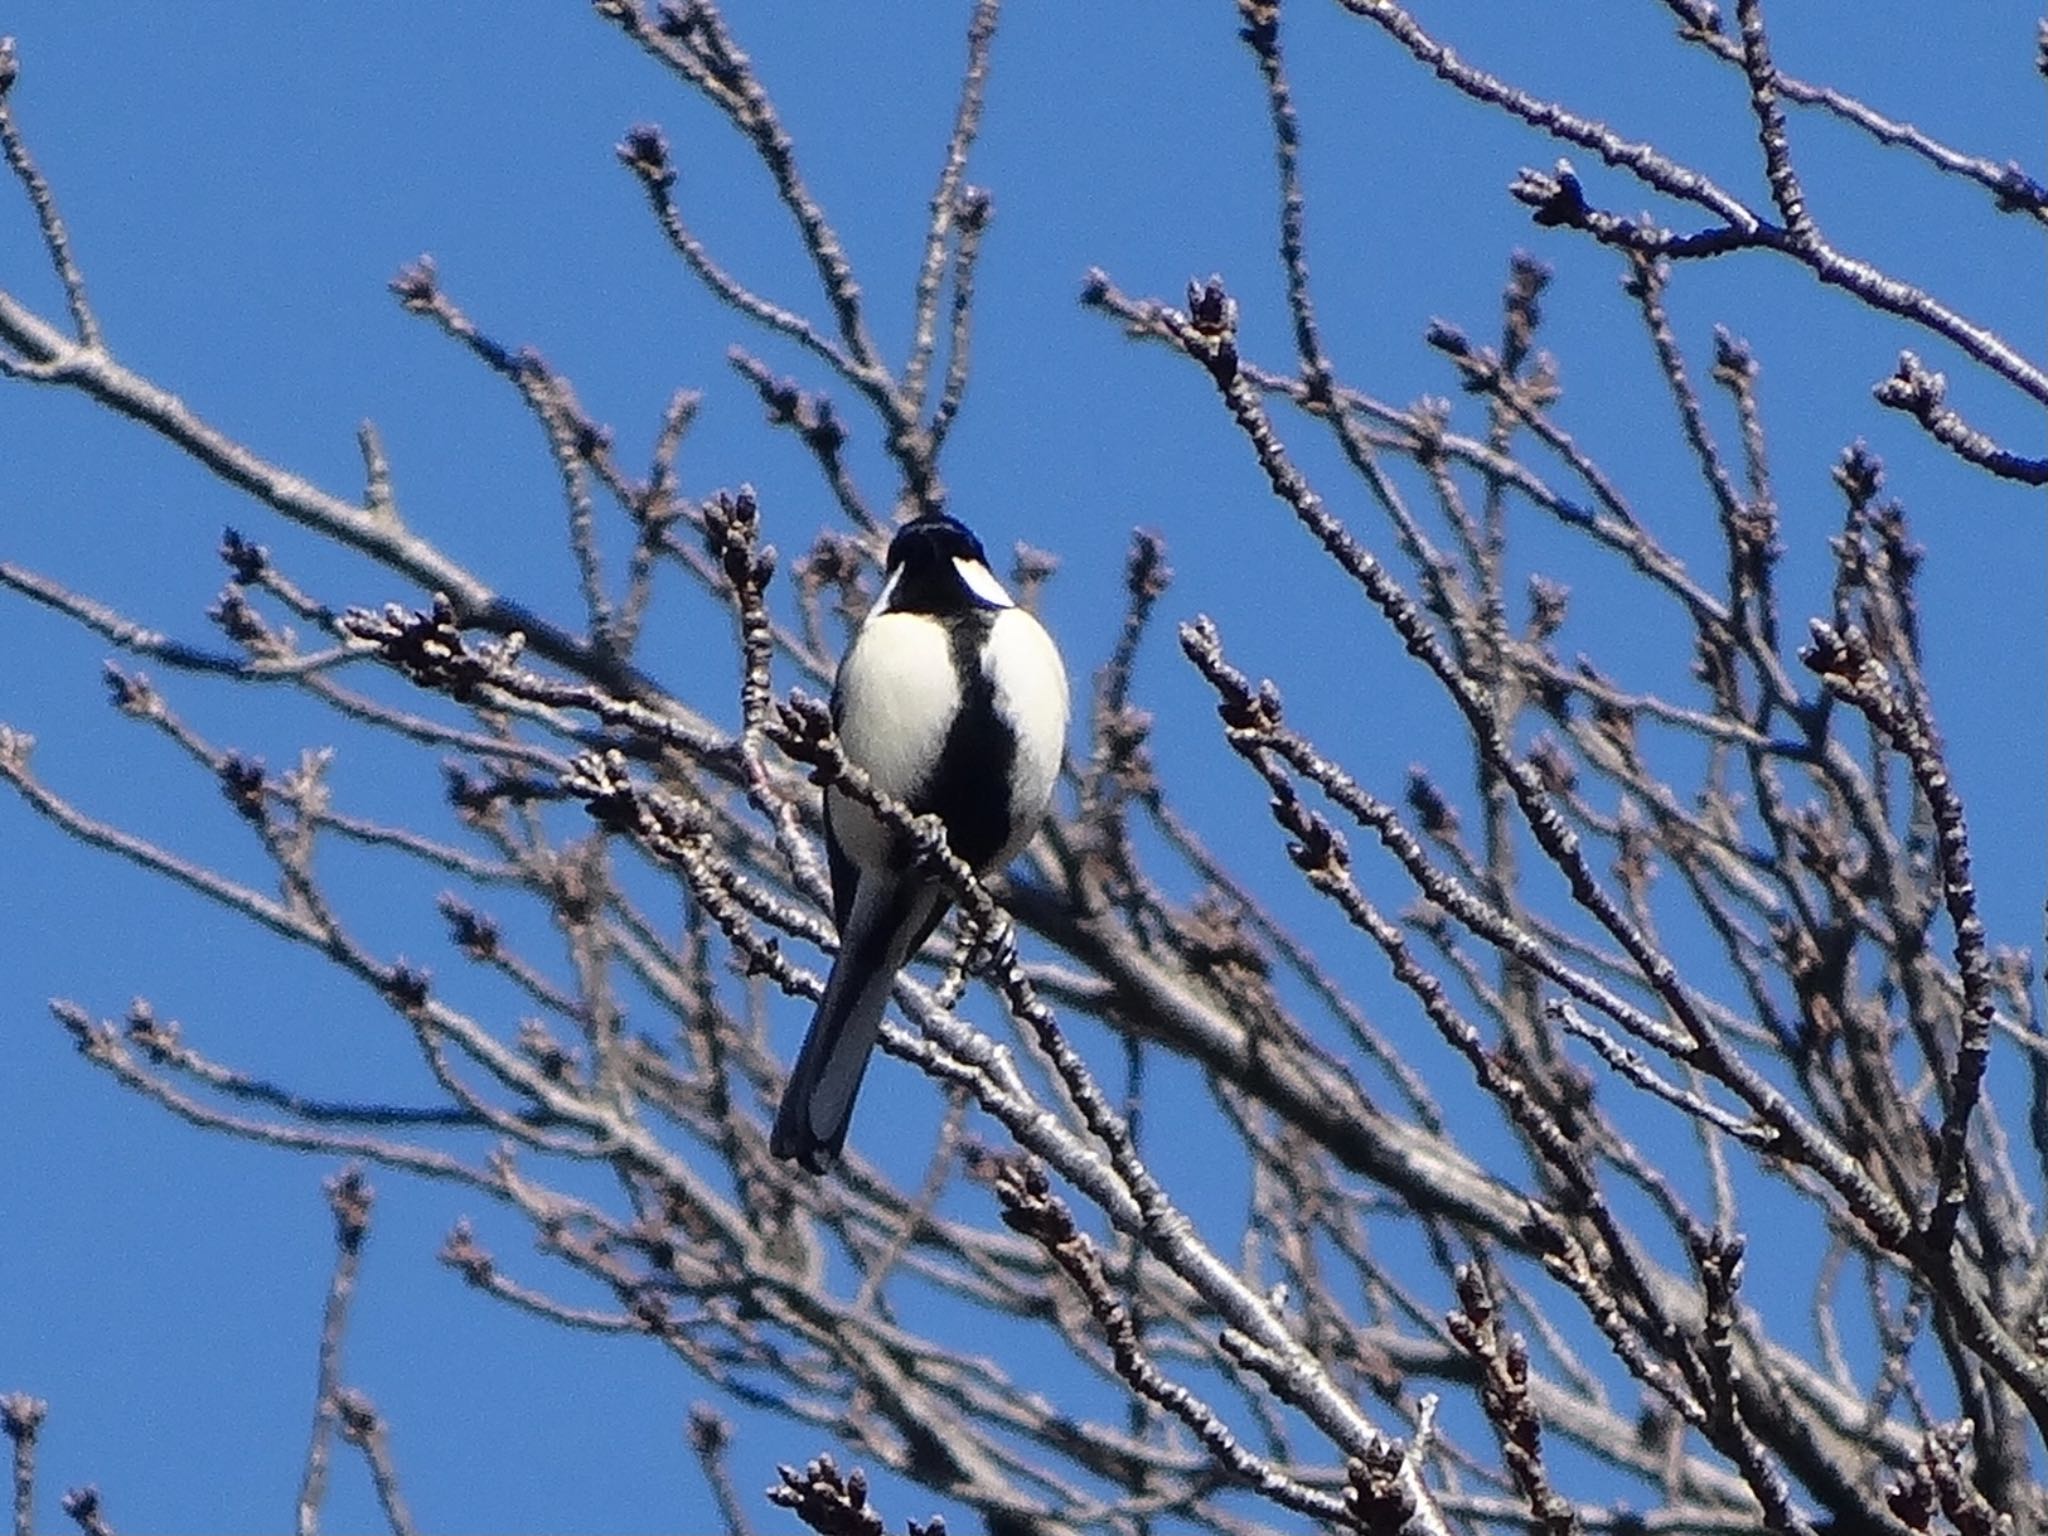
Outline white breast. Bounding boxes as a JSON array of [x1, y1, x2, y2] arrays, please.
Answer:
[[836, 612, 963, 796], [831, 612, 960, 870], [983, 606, 1069, 865]]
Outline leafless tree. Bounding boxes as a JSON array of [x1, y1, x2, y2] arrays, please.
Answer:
[[3, 4, 2045, 1534]]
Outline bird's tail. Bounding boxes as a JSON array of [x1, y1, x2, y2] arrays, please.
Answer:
[[771, 885, 942, 1173]]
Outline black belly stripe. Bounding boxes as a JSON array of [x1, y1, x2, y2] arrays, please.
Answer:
[[906, 613, 1016, 873]]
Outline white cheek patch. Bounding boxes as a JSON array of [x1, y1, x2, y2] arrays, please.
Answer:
[[954, 556, 1015, 609], [872, 566, 904, 616]]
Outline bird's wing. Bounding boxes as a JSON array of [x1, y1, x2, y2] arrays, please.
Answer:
[[823, 792, 861, 933]]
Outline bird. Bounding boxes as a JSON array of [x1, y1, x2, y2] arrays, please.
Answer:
[[771, 513, 1069, 1174]]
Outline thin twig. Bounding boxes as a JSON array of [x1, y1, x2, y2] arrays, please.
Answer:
[[905, 0, 1001, 412], [296, 1169, 374, 1536], [2, 1396, 45, 1536], [0, 42, 98, 345]]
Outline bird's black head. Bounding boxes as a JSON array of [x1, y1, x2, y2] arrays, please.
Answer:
[[878, 514, 1012, 615]]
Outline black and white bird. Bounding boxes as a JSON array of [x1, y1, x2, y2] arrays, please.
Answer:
[[771, 513, 1068, 1174]]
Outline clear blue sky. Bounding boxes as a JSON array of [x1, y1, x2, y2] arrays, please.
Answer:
[[1, 5, 2041, 1533]]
